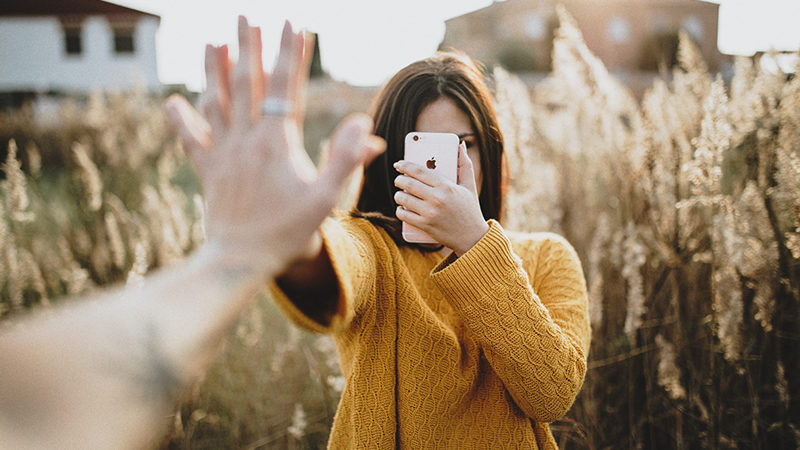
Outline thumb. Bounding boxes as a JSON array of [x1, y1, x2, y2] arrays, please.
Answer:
[[317, 113, 384, 197], [457, 142, 478, 193]]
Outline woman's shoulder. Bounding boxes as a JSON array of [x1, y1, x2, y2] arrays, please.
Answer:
[[502, 229, 586, 294], [506, 229, 574, 250], [505, 229, 581, 266]]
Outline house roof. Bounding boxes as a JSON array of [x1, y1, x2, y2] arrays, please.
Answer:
[[1, 0, 160, 19]]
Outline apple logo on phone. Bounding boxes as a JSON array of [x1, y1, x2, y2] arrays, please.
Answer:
[[426, 157, 436, 169]]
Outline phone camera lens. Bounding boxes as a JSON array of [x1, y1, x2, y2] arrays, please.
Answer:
[[413, 135, 419, 141]]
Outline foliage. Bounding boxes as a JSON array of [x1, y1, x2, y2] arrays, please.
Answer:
[[0, 91, 202, 315], [495, 8, 800, 448], [1, 9, 798, 448]]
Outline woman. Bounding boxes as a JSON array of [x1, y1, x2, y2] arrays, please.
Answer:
[[272, 51, 591, 448]]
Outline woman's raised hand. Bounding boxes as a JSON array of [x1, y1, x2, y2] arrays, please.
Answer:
[[165, 16, 384, 274], [393, 143, 489, 256]]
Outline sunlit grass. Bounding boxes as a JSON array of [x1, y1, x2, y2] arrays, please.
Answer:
[[1, 9, 798, 448]]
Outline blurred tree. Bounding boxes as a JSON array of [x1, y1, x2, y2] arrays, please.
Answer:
[[309, 33, 325, 79]]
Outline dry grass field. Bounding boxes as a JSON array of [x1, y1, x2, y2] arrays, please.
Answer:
[[1, 11, 798, 449]]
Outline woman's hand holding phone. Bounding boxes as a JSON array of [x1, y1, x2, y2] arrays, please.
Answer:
[[393, 143, 489, 256]]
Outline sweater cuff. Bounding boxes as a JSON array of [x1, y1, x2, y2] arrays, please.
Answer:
[[431, 220, 522, 306], [267, 218, 355, 334]]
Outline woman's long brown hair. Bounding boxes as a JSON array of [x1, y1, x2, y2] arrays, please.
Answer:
[[353, 51, 505, 248]]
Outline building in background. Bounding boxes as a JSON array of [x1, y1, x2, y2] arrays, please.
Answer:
[[441, 0, 725, 75], [0, 0, 160, 106]]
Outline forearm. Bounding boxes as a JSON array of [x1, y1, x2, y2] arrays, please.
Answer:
[[0, 244, 273, 449], [462, 293, 587, 421], [445, 273, 587, 421], [432, 223, 589, 421], [275, 241, 340, 326], [141, 243, 277, 378], [270, 218, 379, 333]]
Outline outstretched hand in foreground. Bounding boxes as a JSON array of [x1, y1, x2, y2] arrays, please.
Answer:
[[0, 16, 383, 450], [166, 16, 384, 274]]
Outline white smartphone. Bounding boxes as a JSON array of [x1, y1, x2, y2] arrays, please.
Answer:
[[401, 131, 460, 244]]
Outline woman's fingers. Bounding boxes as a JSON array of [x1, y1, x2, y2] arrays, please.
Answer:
[[231, 16, 262, 127], [393, 144, 485, 248], [394, 174, 433, 200], [393, 160, 446, 188], [395, 205, 425, 228], [393, 191, 429, 216], [456, 142, 478, 193]]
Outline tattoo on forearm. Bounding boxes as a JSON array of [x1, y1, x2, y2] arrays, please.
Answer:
[[219, 266, 256, 288], [106, 265, 257, 407], [141, 321, 182, 402], [103, 321, 181, 407]]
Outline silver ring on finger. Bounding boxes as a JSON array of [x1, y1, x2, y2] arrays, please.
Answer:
[[261, 97, 294, 116]]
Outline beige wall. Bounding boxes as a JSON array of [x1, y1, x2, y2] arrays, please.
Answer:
[[441, 0, 724, 73], [441, 1, 554, 71], [562, 0, 723, 70]]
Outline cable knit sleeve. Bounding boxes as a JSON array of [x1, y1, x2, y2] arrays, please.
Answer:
[[430, 220, 591, 423], [268, 216, 378, 334]]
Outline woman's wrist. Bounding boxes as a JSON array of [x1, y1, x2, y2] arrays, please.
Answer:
[[452, 221, 490, 257], [274, 232, 340, 326]]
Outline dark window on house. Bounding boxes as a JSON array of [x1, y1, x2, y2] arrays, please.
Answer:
[[113, 28, 135, 54], [64, 26, 82, 55]]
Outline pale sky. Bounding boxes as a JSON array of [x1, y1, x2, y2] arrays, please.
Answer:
[[112, 0, 800, 91]]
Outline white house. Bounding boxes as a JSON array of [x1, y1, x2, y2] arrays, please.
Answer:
[[0, 0, 160, 94]]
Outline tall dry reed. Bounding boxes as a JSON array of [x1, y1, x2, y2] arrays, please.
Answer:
[[0, 90, 203, 314], [1, 9, 798, 447], [494, 7, 799, 448]]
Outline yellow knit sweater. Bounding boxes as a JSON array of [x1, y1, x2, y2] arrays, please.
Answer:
[[270, 217, 591, 449]]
